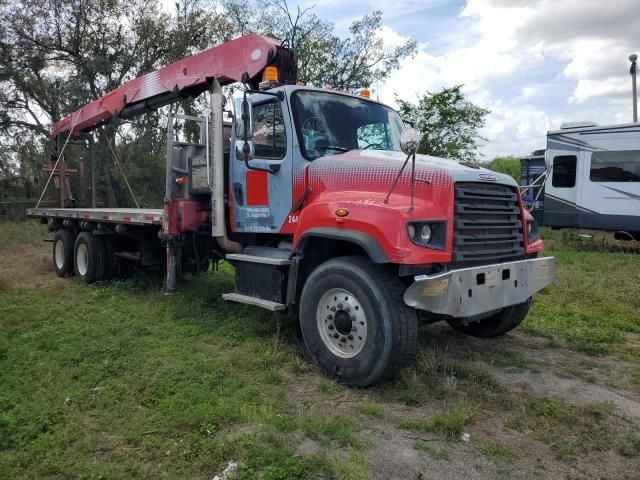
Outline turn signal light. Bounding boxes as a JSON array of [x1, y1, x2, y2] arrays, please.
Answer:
[[262, 66, 278, 83], [335, 208, 349, 217], [175, 176, 187, 186], [359, 89, 370, 98]]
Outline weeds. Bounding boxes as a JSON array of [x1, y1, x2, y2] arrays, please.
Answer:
[[480, 442, 516, 461], [398, 403, 475, 441]]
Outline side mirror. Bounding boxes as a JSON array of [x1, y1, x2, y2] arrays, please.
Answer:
[[233, 97, 253, 140], [400, 127, 421, 155], [235, 139, 254, 162]]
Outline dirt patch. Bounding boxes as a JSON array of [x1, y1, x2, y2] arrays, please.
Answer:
[[490, 368, 640, 425]]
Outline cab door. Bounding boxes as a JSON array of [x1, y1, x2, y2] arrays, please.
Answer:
[[230, 94, 293, 233]]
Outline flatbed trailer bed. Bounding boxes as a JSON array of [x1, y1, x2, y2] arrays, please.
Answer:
[[27, 208, 163, 226]]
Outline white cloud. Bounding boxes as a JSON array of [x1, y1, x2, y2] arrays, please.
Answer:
[[375, 0, 638, 157]]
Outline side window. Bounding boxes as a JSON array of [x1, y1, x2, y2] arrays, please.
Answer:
[[251, 101, 286, 159], [552, 155, 577, 188], [590, 150, 640, 182]]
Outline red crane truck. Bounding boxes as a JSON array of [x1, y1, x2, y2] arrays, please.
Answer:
[[28, 33, 554, 387]]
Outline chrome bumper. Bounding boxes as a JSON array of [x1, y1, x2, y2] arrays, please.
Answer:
[[404, 257, 555, 318]]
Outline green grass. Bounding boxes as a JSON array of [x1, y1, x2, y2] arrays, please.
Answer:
[[2, 221, 640, 477], [0, 222, 367, 479], [479, 442, 516, 461], [522, 228, 640, 357], [508, 398, 616, 462], [398, 404, 475, 441], [484, 349, 533, 373], [354, 403, 384, 418]]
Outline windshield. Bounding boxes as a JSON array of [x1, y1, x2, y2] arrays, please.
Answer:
[[290, 90, 405, 160]]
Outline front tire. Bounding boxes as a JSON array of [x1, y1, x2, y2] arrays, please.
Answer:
[[446, 299, 531, 338], [299, 256, 417, 387]]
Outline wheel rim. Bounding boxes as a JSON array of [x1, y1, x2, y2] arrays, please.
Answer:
[[54, 240, 65, 269], [76, 243, 89, 276], [316, 288, 367, 358]]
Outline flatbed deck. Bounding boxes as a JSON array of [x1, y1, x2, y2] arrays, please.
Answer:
[[27, 208, 163, 226]]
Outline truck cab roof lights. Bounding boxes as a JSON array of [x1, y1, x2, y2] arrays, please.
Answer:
[[359, 89, 370, 98], [259, 66, 279, 90]]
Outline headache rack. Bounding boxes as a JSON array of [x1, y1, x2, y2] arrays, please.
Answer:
[[452, 182, 524, 266]]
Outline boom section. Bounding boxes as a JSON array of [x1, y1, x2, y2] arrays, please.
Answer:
[[51, 33, 291, 137]]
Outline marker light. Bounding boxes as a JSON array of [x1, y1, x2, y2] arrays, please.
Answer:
[[262, 66, 278, 83], [335, 208, 349, 217], [175, 176, 187, 186], [359, 89, 370, 98]]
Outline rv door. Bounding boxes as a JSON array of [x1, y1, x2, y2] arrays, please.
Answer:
[[543, 150, 583, 227]]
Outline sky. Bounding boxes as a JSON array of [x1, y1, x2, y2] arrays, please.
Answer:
[[291, 0, 638, 159]]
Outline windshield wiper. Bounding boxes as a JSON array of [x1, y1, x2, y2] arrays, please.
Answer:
[[318, 145, 351, 153]]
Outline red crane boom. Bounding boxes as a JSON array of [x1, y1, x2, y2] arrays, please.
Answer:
[[51, 33, 293, 137]]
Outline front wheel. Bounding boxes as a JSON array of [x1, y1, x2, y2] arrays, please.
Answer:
[[299, 256, 417, 387], [446, 299, 531, 338]]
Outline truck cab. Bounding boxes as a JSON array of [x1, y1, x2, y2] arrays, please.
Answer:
[[219, 83, 554, 385]]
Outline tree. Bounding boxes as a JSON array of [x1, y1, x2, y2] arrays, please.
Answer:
[[223, 0, 416, 90], [1, 0, 415, 206], [487, 156, 521, 183], [0, 0, 232, 206], [396, 85, 489, 163]]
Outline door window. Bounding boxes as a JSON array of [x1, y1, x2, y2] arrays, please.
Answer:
[[251, 101, 286, 159], [552, 155, 577, 188]]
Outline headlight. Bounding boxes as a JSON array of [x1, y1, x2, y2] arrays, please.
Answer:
[[419, 224, 432, 243], [406, 221, 446, 250]]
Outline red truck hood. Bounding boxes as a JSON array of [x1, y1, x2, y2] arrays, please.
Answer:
[[303, 149, 517, 201]]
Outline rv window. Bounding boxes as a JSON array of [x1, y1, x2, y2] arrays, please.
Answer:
[[590, 151, 640, 182], [552, 155, 577, 188]]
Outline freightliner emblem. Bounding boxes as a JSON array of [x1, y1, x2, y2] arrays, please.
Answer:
[[478, 172, 497, 181]]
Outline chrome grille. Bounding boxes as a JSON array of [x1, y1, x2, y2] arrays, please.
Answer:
[[453, 182, 524, 265]]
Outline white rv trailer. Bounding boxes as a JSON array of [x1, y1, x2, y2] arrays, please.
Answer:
[[543, 121, 640, 237]]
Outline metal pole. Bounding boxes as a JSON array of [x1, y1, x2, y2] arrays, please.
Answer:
[[630, 54, 638, 123]]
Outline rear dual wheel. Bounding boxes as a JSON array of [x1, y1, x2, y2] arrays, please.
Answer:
[[53, 229, 75, 277], [74, 232, 107, 283]]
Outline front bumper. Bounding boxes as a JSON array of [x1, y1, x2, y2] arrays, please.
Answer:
[[404, 257, 555, 318]]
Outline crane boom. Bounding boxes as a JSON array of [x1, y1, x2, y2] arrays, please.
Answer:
[[51, 33, 295, 137]]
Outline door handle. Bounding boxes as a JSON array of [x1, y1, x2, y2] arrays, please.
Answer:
[[234, 182, 244, 206]]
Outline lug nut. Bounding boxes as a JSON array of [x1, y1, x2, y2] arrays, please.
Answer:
[[327, 314, 333, 320], [330, 306, 336, 312], [333, 333, 339, 339], [351, 326, 357, 332], [348, 334, 353, 340], [337, 303, 343, 309], [340, 336, 346, 343], [328, 325, 334, 330]]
